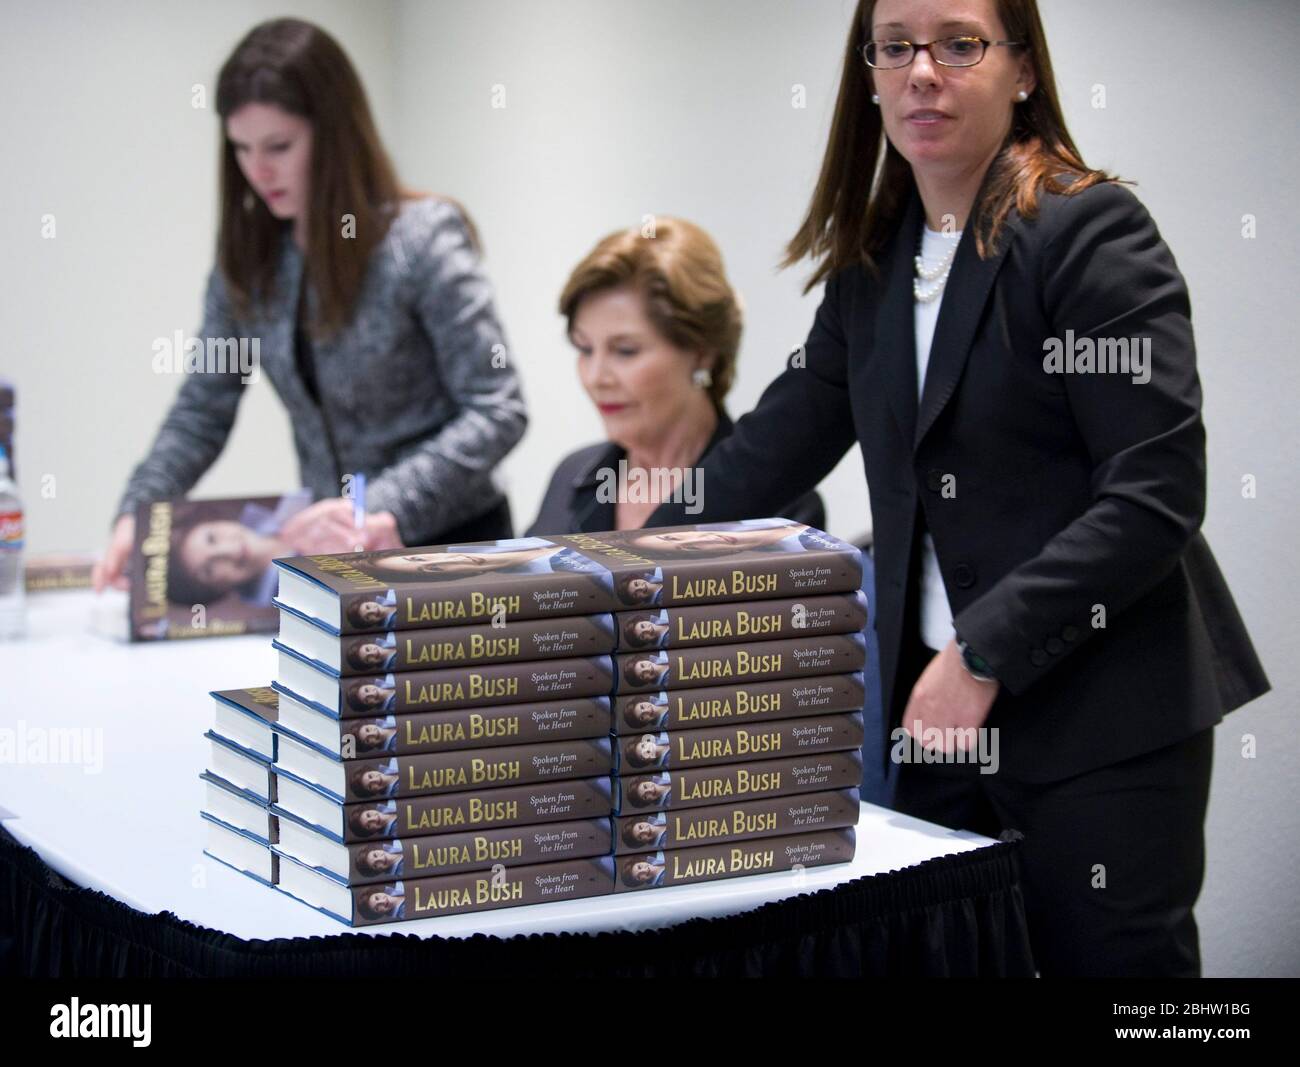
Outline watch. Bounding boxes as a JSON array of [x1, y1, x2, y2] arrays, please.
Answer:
[[956, 636, 998, 683]]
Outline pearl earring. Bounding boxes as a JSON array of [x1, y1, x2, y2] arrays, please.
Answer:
[[1016, 90, 1028, 101], [871, 93, 881, 105], [692, 367, 713, 389]]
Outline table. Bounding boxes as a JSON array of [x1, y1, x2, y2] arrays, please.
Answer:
[[0, 591, 1035, 976]]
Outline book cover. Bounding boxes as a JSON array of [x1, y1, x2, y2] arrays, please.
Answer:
[[274, 518, 862, 635], [613, 673, 865, 734], [128, 490, 311, 642], [613, 828, 856, 892], [614, 589, 867, 649], [613, 633, 866, 693], [616, 712, 863, 772], [614, 788, 861, 854], [617, 751, 863, 813]]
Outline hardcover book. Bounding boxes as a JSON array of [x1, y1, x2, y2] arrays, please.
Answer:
[[128, 490, 311, 642], [613, 673, 865, 734], [274, 815, 613, 886], [614, 788, 861, 854], [273, 772, 615, 843], [277, 853, 615, 927], [276, 601, 618, 675], [617, 751, 864, 813], [275, 731, 613, 802], [616, 712, 864, 772], [271, 684, 611, 759], [614, 590, 867, 649], [613, 633, 866, 694], [613, 828, 856, 892], [274, 518, 862, 635]]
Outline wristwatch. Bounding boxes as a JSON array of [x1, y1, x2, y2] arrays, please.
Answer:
[[956, 636, 998, 683]]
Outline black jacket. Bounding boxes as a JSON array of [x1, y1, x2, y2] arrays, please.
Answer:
[[527, 410, 825, 537], [646, 178, 1269, 782]]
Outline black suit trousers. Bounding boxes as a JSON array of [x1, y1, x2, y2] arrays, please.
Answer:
[[890, 631, 1214, 978]]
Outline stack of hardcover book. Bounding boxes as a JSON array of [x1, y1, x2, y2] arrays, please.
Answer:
[[606, 530, 866, 895], [199, 687, 280, 888], [201, 519, 868, 926]]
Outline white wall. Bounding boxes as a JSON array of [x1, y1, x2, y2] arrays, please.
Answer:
[[0, 0, 397, 548], [1, 0, 1295, 976]]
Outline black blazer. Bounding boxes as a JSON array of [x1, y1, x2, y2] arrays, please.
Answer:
[[527, 410, 825, 537], [646, 178, 1269, 782]]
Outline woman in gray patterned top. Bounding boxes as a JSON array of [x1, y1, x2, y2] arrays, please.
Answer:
[[95, 18, 526, 590]]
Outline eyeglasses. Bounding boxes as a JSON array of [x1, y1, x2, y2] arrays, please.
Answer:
[[862, 36, 1024, 69]]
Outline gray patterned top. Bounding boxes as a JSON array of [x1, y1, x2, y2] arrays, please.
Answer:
[[116, 197, 528, 544]]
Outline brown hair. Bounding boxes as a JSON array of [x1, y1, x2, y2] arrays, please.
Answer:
[[559, 218, 742, 409], [214, 18, 479, 337], [781, 0, 1118, 292]]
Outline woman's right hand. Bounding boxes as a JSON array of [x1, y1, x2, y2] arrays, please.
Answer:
[[93, 515, 135, 592]]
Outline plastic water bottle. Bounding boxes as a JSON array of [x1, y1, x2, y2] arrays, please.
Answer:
[[0, 444, 25, 639]]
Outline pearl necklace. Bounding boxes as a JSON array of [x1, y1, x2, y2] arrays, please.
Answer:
[[914, 231, 960, 303]]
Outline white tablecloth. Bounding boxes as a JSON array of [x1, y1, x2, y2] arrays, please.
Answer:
[[0, 589, 997, 940]]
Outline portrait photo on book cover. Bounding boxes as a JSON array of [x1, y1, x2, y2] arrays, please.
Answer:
[[621, 693, 670, 729], [345, 632, 398, 672], [345, 675, 398, 713], [625, 771, 673, 809], [621, 812, 668, 850], [623, 731, 672, 770], [353, 839, 404, 879], [623, 650, 672, 690], [343, 716, 399, 754], [620, 609, 671, 649], [597, 518, 838, 561], [345, 536, 615, 588], [620, 853, 667, 889], [347, 799, 398, 840], [348, 757, 400, 799], [130, 489, 312, 640], [356, 881, 406, 921]]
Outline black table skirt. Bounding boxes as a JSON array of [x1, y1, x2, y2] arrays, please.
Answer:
[[0, 824, 1035, 977]]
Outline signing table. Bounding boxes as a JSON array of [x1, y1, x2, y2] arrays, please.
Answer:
[[0, 591, 1034, 976]]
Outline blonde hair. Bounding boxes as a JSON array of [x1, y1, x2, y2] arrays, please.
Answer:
[[559, 217, 742, 408]]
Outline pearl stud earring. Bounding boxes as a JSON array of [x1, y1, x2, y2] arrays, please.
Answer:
[[871, 93, 880, 105]]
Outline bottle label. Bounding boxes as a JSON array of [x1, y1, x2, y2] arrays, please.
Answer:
[[0, 509, 23, 550]]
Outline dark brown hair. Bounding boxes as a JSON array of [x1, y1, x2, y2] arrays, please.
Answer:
[[781, 0, 1117, 291], [214, 18, 479, 337], [559, 217, 741, 409]]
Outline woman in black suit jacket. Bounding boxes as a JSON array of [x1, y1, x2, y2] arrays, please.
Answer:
[[645, 0, 1268, 976], [527, 217, 823, 537]]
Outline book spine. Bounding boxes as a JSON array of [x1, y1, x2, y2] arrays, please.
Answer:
[[613, 633, 866, 694], [612, 828, 856, 892], [338, 571, 615, 634], [345, 737, 613, 801], [616, 712, 863, 773], [341, 655, 615, 717], [612, 673, 865, 734], [350, 855, 615, 926], [343, 776, 614, 842], [347, 817, 613, 884], [339, 697, 611, 757], [614, 590, 867, 649], [614, 788, 861, 854], [336, 613, 617, 675], [618, 751, 863, 813]]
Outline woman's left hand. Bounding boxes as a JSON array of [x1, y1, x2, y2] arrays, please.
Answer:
[[901, 641, 999, 755]]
